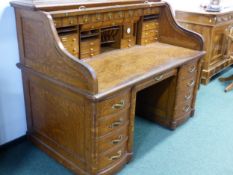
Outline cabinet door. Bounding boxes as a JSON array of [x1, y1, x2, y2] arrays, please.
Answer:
[[210, 25, 227, 65]]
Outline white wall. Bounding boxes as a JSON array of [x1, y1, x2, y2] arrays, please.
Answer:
[[0, 1, 26, 145]]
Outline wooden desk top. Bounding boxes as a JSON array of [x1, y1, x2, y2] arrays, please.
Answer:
[[85, 42, 202, 93]]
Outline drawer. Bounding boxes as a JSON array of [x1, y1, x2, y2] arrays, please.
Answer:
[[80, 38, 100, 49], [140, 37, 158, 45], [177, 77, 196, 92], [91, 13, 104, 23], [97, 91, 130, 117], [179, 61, 198, 79], [120, 37, 136, 49], [80, 50, 100, 59], [125, 10, 135, 18], [134, 9, 143, 16], [97, 126, 128, 153], [141, 29, 159, 38], [81, 45, 100, 54], [81, 22, 103, 31], [142, 21, 159, 31], [103, 12, 114, 21], [113, 11, 125, 19], [78, 15, 90, 24], [102, 19, 124, 28], [173, 101, 192, 120], [53, 18, 62, 28], [97, 110, 129, 136], [64, 46, 79, 55], [144, 8, 160, 15], [62, 17, 78, 27], [176, 88, 194, 105], [98, 142, 127, 170]]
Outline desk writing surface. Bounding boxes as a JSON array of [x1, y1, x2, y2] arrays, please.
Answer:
[[85, 42, 200, 92]]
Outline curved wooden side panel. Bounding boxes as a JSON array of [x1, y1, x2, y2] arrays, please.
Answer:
[[159, 3, 204, 51], [14, 8, 98, 94]]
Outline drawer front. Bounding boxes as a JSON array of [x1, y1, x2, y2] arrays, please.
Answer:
[[80, 50, 100, 59], [142, 21, 159, 31], [97, 126, 128, 153], [81, 45, 100, 54], [60, 34, 79, 56], [177, 77, 196, 91], [78, 15, 90, 24], [140, 37, 158, 45], [80, 39, 100, 49], [91, 13, 104, 23], [97, 110, 129, 136], [121, 37, 136, 49], [62, 17, 78, 27], [176, 88, 194, 104], [81, 22, 103, 31], [53, 18, 62, 28], [99, 143, 127, 170], [179, 61, 198, 79], [141, 29, 159, 38], [97, 91, 130, 117], [173, 101, 192, 120]]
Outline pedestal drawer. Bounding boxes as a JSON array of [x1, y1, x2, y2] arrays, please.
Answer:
[[97, 91, 130, 117], [98, 142, 127, 170], [97, 126, 128, 153], [179, 61, 198, 79], [97, 110, 129, 137]]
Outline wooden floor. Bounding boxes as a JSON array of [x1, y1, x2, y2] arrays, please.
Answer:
[[85, 42, 200, 92]]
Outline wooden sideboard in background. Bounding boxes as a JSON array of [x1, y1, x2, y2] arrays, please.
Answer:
[[176, 7, 233, 84]]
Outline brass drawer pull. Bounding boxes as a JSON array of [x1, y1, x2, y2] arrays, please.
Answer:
[[187, 80, 195, 87], [109, 118, 124, 129], [112, 135, 124, 145], [109, 150, 122, 161], [155, 75, 164, 81], [185, 93, 192, 100], [112, 100, 125, 109], [183, 105, 190, 113], [189, 65, 196, 73]]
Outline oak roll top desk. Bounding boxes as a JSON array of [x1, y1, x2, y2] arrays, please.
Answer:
[[11, 0, 205, 174], [176, 7, 233, 84]]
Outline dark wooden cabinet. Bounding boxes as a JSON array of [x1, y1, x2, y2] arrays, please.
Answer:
[[11, 0, 205, 174]]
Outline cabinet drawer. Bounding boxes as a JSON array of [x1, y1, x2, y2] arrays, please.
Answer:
[[98, 143, 127, 170], [80, 51, 100, 59], [81, 45, 100, 54], [174, 101, 192, 120], [80, 38, 100, 49], [120, 37, 136, 49], [179, 61, 198, 79], [141, 30, 159, 38], [81, 22, 103, 31], [62, 17, 78, 27], [176, 88, 194, 104], [177, 77, 196, 92], [97, 91, 130, 117], [97, 110, 129, 136], [142, 21, 159, 31], [140, 37, 158, 45], [97, 126, 128, 153]]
